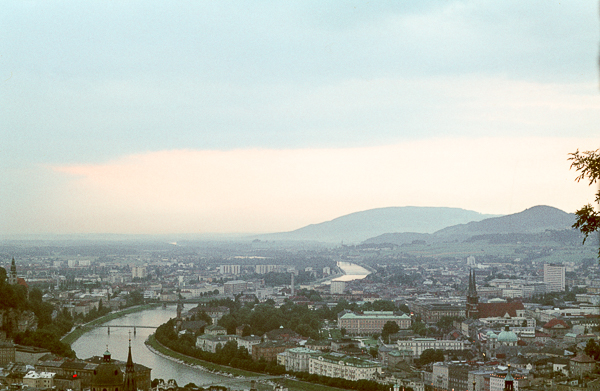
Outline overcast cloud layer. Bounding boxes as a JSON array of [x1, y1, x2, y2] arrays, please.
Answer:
[[1, 1, 598, 235]]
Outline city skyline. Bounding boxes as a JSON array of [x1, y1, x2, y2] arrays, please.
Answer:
[[2, 1, 598, 235]]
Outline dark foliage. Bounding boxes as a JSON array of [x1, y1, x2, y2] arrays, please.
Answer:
[[569, 149, 600, 258]]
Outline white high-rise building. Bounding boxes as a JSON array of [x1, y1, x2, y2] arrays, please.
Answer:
[[255, 264, 277, 274], [330, 280, 346, 294], [132, 266, 147, 279], [219, 264, 241, 275], [544, 263, 565, 292], [467, 256, 476, 266]]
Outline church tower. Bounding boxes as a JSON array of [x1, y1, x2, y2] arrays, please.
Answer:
[[504, 364, 514, 391], [123, 336, 137, 391], [91, 347, 123, 391], [175, 290, 183, 332], [466, 269, 479, 319], [8, 258, 17, 285]]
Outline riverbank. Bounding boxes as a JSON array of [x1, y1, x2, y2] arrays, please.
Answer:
[[145, 334, 261, 378], [61, 303, 162, 345], [145, 335, 346, 391]]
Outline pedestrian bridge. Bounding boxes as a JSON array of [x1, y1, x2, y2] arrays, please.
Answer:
[[90, 325, 157, 328]]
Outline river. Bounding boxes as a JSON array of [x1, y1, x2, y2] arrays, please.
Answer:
[[71, 305, 239, 387], [71, 261, 370, 387], [331, 261, 371, 282]]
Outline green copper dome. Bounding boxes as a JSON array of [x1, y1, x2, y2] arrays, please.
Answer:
[[497, 326, 518, 343]]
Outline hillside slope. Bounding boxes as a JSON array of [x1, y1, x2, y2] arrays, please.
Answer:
[[254, 206, 497, 243], [364, 205, 576, 245]]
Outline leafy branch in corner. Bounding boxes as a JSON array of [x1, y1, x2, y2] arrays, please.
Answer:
[[569, 149, 600, 258]]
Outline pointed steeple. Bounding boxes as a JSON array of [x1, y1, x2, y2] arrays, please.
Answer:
[[466, 268, 479, 319], [123, 334, 137, 391], [468, 268, 478, 296], [468, 269, 474, 293]]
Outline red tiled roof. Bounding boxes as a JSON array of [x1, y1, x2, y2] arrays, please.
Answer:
[[477, 302, 524, 318], [571, 352, 596, 363], [543, 319, 570, 329]]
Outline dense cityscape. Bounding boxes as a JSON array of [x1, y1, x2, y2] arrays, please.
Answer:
[[1, 206, 599, 391], [2, 2, 598, 391]]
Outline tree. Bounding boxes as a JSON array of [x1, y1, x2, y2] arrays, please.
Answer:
[[369, 346, 379, 359], [419, 349, 445, 365], [412, 321, 427, 336], [398, 303, 410, 314], [436, 316, 463, 333], [381, 321, 400, 341], [585, 338, 600, 360], [569, 149, 600, 258]]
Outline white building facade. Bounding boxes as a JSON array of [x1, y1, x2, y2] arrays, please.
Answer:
[[544, 263, 565, 292], [396, 338, 467, 358], [309, 353, 382, 381]]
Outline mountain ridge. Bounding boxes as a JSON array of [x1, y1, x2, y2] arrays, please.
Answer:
[[364, 205, 576, 245], [253, 206, 499, 243]]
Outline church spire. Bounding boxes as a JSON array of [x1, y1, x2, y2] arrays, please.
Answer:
[[468, 269, 474, 293], [124, 334, 136, 391], [468, 268, 478, 296], [466, 268, 479, 319]]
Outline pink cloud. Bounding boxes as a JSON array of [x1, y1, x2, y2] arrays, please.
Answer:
[[49, 137, 597, 234]]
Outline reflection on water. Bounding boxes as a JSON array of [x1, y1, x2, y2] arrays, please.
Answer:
[[71, 306, 231, 386], [331, 261, 370, 282], [71, 262, 370, 386]]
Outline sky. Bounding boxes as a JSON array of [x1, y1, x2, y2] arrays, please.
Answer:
[[1, 1, 599, 235]]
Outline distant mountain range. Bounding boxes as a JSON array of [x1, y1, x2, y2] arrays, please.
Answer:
[[253, 205, 578, 244], [365, 205, 577, 245], [253, 206, 500, 243]]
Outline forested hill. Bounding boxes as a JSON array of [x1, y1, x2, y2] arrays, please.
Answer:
[[0, 267, 76, 358], [364, 205, 579, 245], [253, 206, 498, 243], [434, 205, 575, 236]]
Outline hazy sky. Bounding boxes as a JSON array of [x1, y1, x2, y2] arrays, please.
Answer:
[[1, 1, 599, 235]]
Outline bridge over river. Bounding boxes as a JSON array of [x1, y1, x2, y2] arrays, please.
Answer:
[[78, 324, 157, 335], [88, 325, 157, 328]]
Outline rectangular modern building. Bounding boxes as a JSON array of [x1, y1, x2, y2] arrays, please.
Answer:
[[544, 263, 565, 292], [338, 311, 411, 335], [219, 264, 241, 275], [396, 338, 467, 358], [224, 280, 248, 295]]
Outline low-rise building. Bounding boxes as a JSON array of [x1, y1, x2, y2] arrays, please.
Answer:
[[15, 345, 50, 365], [338, 311, 411, 335], [279, 347, 319, 372], [489, 366, 525, 391], [396, 338, 468, 358], [235, 335, 262, 353], [23, 370, 55, 389], [252, 341, 296, 362], [195, 335, 233, 353], [570, 351, 596, 377], [0, 340, 15, 365], [308, 352, 382, 381], [205, 325, 227, 335]]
